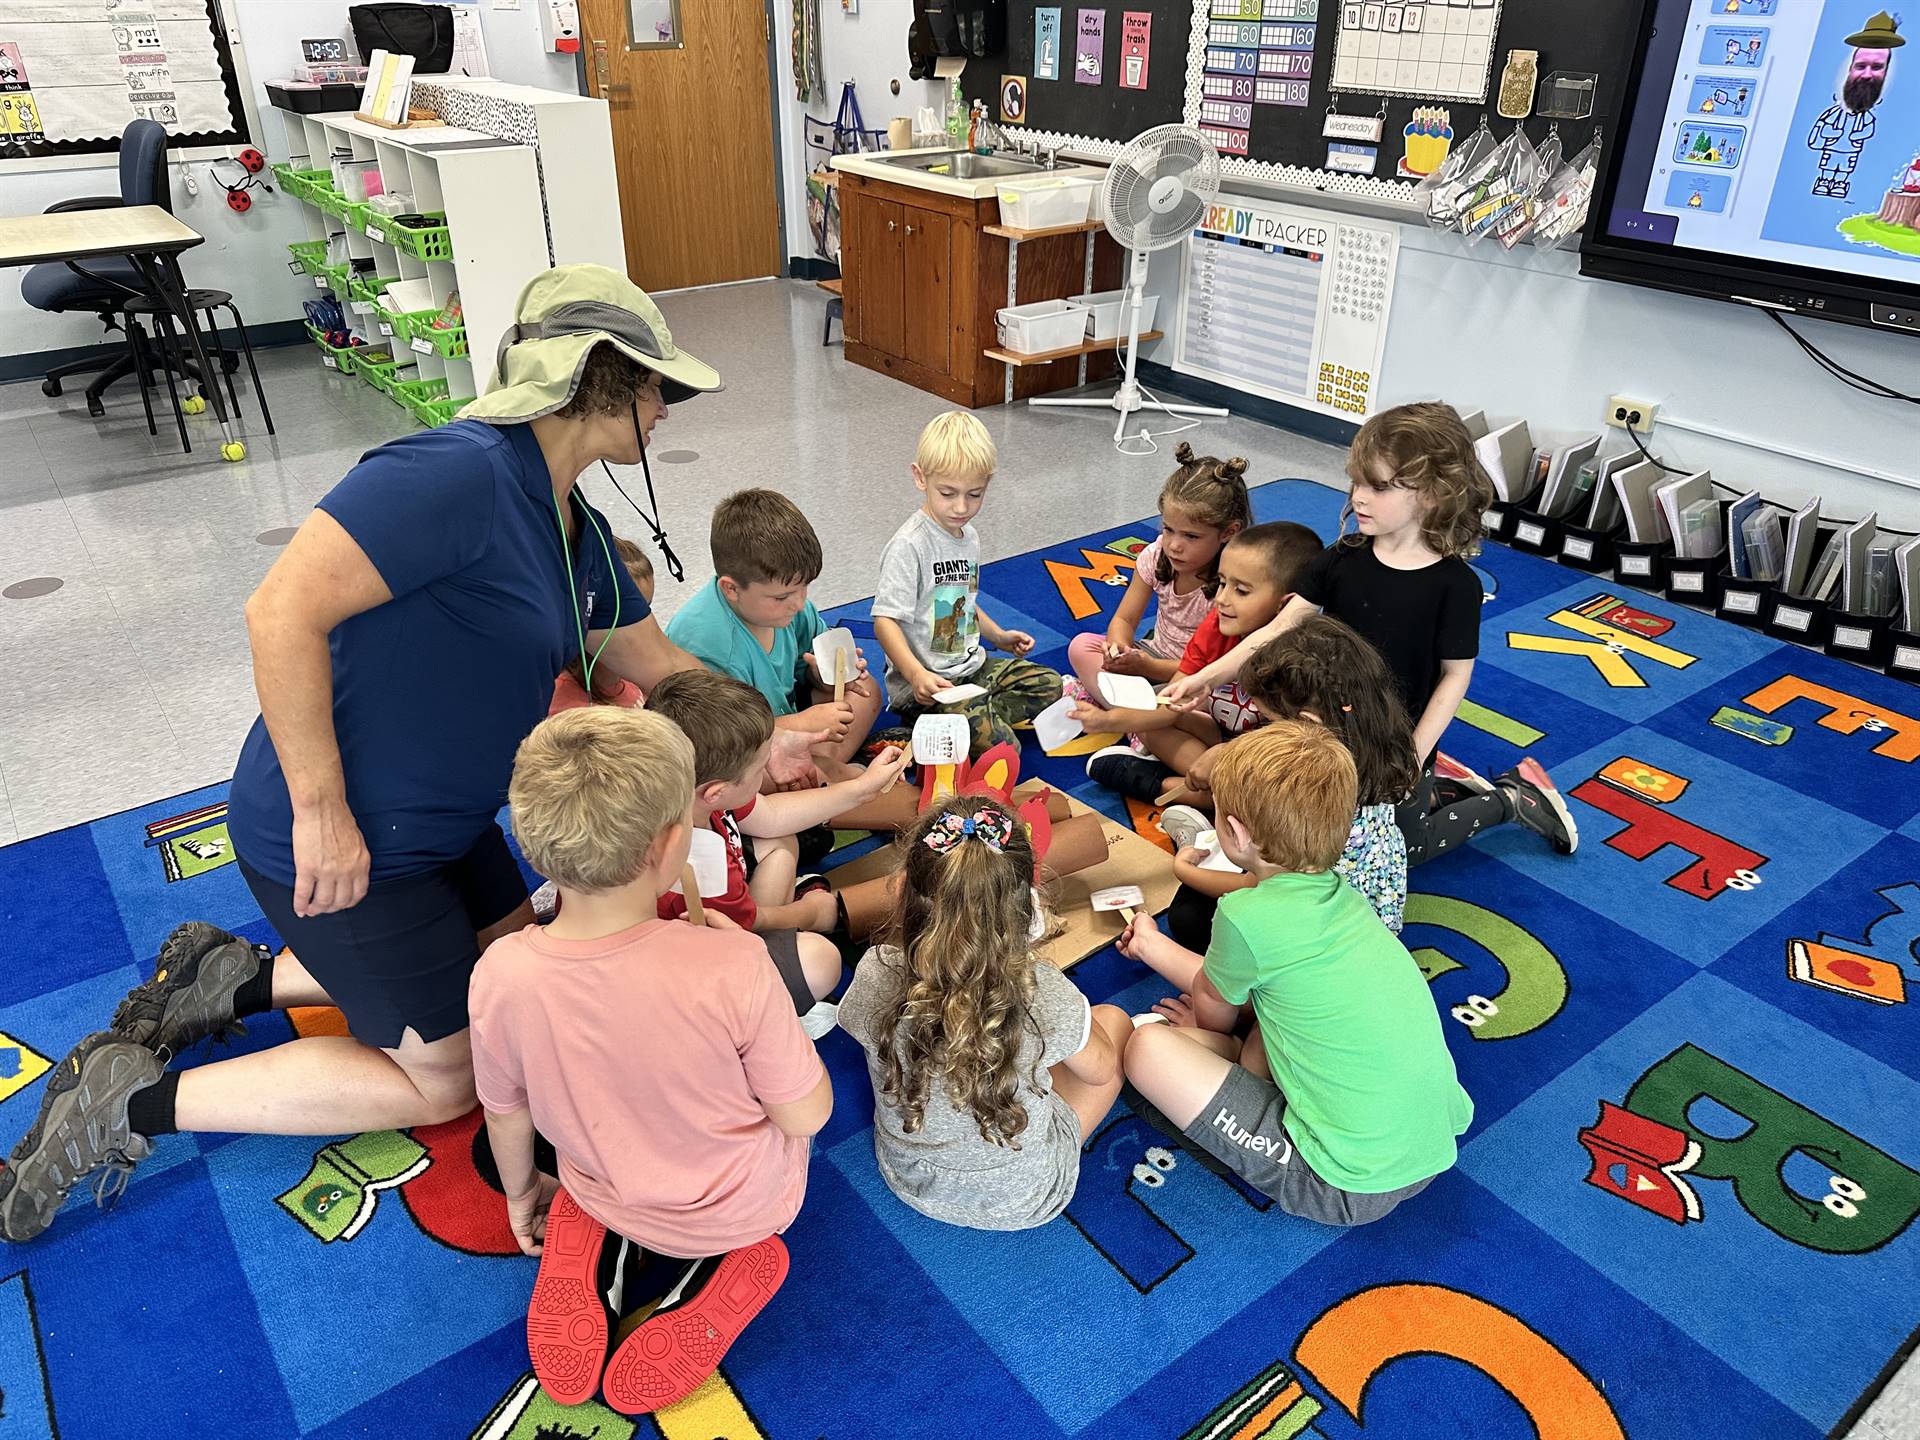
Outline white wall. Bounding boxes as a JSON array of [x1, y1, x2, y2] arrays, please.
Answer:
[[771, 0, 946, 263], [1139, 208, 1920, 530], [2, 0, 578, 360]]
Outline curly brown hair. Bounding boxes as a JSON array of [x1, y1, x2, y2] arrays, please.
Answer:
[[555, 342, 656, 420], [875, 796, 1045, 1148], [1342, 401, 1493, 560], [1157, 442, 1255, 595], [1240, 616, 1419, 807]]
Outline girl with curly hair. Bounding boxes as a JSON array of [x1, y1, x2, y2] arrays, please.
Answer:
[[1166, 401, 1578, 862], [837, 796, 1131, 1231]]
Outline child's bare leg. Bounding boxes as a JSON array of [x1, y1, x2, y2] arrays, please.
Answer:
[[1052, 1004, 1132, 1140], [795, 931, 843, 1000], [1240, 1023, 1272, 1080], [1066, 632, 1112, 702], [749, 833, 799, 905], [1122, 1022, 1239, 1130]]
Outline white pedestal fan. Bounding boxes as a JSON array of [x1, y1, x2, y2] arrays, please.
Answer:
[[1029, 124, 1230, 450]]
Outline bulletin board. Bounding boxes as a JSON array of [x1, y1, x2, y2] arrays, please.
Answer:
[[0, 0, 250, 160], [964, 0, 1635, 206]]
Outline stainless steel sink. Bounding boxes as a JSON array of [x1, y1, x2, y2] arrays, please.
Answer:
[[873, 151, 1050, 179]]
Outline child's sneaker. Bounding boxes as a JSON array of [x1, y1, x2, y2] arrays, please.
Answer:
[[1496, 758, 1579, 855], [1430, 752, 1494, 806], [600, 1235, 790, 1414], [530, 881, 559, 922], [1086, 746, 1174, 802], [524, 1188, 611, 1406], [1158, 804, 1211, 853]]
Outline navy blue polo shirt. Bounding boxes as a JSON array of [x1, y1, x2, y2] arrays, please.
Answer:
[[228, 420, 650, 884]]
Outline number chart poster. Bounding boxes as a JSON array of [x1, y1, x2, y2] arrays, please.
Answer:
[[1199, 0, 1321, 158], [1174, 197, 1401, 419]]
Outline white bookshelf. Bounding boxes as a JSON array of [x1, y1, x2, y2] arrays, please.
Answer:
[[273, 107, 549, 411]]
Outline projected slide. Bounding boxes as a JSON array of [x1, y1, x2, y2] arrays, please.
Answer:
[[1630, 2, 1920, 286]]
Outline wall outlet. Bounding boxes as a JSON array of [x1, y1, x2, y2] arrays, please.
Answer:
[[1606, 395, 1659, 432]]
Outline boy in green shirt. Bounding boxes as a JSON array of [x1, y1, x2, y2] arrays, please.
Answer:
[[667, 488, 882, 770], [1120, 721, 1472, 1225]]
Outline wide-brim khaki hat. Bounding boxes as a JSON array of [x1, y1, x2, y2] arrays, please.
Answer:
[[459, 264, 722, 423]]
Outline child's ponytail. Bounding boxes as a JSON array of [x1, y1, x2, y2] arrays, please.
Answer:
[[1159, 444, 1255, 593], [1241, 617, 1420, 806], [877, 797, 1044, 1147]]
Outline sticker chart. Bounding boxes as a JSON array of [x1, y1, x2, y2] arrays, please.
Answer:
[[1331, 0, 1505, 103], [1174, 198, 1399, 418]]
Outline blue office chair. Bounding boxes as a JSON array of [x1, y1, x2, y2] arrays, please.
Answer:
[[20, 118, 179, 417]]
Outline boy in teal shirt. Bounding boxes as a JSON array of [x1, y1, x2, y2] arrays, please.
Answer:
[[667, 488, 882, 770], [1120, 720, 1471, 1225]]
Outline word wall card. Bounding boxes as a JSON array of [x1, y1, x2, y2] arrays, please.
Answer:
[[1331, 0, 1505, 104], [1174, 198, 1399, 419]]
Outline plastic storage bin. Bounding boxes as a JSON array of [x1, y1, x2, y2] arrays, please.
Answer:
[[996, 176, 1098, 230], [1071, 289, 1161, 341], [995, 298, 1091, 354], [388, 214, 454, 262]]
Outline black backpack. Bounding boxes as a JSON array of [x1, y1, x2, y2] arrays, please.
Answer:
[[349, 3, 456, 74]]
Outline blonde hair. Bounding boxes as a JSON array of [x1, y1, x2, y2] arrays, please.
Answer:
[[565, 536, 655, 702], [710, 488, 823, 586], [1344, 401, 1494, 559], [876, 796, 1042, 1148], [509, 707, 694, 893], [1211, 721, 1357, 874], [916, 411, 997, 483], [1158, 442, 1254, 594], [645, 669, 773, 788]]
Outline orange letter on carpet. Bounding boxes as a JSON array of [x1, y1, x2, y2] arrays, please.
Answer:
[[1742, 676, 1920, 762], [1046, 549, 1137, 620], [1295, 1283, 1626, 1440]]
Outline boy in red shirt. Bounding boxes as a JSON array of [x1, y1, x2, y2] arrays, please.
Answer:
[[1075, 521, 1319, 804], [471, 705, 834, 1413]]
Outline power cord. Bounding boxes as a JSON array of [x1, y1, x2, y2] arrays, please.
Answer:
[[1766, 309, 1920, 405], [1623, 415, 1684, 474]]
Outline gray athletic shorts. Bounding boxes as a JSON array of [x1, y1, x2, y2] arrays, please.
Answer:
[[1182, 1064, 1432, 1226]]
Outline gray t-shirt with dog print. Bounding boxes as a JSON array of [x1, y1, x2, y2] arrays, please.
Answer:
[[839, 946, 1092, 1231], [872, 510, 984, 705]]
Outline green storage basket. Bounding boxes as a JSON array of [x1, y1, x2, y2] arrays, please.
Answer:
[[305, 323, 362, 372], [391, 375, 450, 409], [313, 185, 352, 221], [387, 213, 453, 262], [411, 323, 469, 359], [348, 273, 400, 307], [271, 161, 298, 192], [411, 394, 474, 427], [287, 239, 328, 275], [354, 351, 411, 393], [284, 168, 331, 205], [373, 303, 438, 344]]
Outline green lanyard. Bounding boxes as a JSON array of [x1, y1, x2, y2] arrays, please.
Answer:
[[553, 486, 619, 693]]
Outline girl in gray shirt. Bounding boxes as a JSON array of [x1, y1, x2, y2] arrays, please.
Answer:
[[838, 796, 1131, 1231]]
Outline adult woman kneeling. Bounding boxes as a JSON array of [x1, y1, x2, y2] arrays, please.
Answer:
[[0, 266, 816, 1242]]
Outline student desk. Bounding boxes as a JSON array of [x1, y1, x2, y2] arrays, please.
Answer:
[[0, 205, 248, 462]]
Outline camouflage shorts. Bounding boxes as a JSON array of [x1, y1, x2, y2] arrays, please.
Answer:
[[902, 655, 1063, 756]]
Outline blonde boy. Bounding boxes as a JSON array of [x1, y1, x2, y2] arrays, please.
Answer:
[[1118, 722, 1471, 1226], [472, 706, 829, 1402], [666, 489, 882, 766], [646, 669, 908, 1012], [872, 411, 1062, 755]]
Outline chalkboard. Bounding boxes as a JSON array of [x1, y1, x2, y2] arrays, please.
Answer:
[[964, 0, 1636, 205]]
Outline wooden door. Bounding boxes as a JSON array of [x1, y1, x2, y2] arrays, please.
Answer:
[[856, 195, 905, 359], [902, 206, 952, 377], [579, 0, 781, 290]]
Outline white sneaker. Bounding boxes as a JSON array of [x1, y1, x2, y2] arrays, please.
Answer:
[[800, 1001, 840, 1039], [1159, 804, 1211, 852], [530, 880, 558, 922]]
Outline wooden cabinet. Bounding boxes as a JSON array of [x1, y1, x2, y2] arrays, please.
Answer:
[[838, 170, 1121, 408]]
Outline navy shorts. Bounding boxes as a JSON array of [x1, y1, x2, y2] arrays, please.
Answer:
[[238, 823, 529, 1049]]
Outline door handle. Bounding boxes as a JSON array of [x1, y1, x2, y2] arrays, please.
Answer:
[[591, 39, 629, 95], [887, 219, 896, 231], [905, 223, 914, 235]]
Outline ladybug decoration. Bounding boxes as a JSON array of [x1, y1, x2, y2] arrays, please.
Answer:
[[225, 186, 252, 213]]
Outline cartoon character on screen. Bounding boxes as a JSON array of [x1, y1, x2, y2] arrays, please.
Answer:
[[1809, 12, 1905, 198]]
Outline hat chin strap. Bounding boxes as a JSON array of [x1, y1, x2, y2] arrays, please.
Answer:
[[591, 399, 685, 583]]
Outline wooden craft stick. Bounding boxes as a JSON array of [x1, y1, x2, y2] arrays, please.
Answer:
[[834, 648, 848, 705], [681, 865, 706, 927]]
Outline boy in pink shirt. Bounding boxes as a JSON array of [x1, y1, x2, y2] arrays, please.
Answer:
[[470, 705, 832, 1415]]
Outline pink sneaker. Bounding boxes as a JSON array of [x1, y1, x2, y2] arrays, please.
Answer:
[[1496, 758, 1579, 855], [1432, 752, 1495, 798]]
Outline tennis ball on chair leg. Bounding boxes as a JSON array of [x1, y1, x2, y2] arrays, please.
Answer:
[[221, 440, 246, 462], [181, 394, 207, 415]]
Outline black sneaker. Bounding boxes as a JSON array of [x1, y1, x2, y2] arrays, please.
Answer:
[[0, 1032, 164, 1242], [1497, 758, 1580, 855], [111, 921, 269, 1059], [1086, 746, 1174, 803], [796, 823, 835, 871]]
